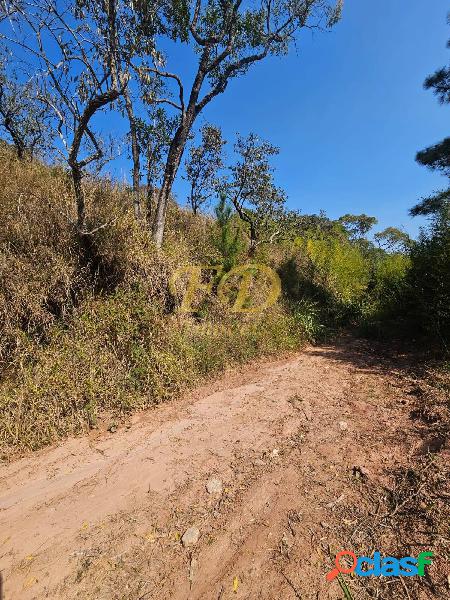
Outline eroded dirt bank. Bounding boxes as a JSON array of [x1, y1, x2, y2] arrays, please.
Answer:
[[0, 337, 448, 599]]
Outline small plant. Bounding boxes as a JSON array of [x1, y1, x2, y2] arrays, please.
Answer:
[[214, 194, 243, 272], [337, 574, 354, 600], [291, 300, 326, 343]]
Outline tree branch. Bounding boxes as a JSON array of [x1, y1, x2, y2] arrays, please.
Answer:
[[152, 98, 183, 111], [196, 50, 268, 113], [148, 67, 185, 115]]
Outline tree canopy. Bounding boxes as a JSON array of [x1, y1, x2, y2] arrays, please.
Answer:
[[411, 26, 449, 219]]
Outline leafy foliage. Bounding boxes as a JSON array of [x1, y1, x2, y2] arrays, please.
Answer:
[[213, 194, 243, 271], [410, 188, 450, 217], [405, 26, 450, 349], [416, 137, 450, 177], [412, 25, 449, 218], [184, 124, 225, 214], [374, 227, 411, 252], [408, 208, 450, 347], [424, 65, 450, 104], [223, 133, 286, 251], [337, 213, 378, 240], [136, 108, 178, 210]]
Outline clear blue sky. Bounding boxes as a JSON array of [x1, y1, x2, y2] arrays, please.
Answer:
[[148, 0, 448, 238]]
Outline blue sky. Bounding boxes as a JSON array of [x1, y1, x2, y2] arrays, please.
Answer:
[[152, 0, 449, 238]]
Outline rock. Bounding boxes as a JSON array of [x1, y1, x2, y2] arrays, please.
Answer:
[[206, 477, 223, 495], [339, 421, 348, 431], [271, 448, 280, 457], [352, 466, 369, 481], [181, 527, 200, 547], [108, 423, 117, 433], [254, 459, 265, 467]]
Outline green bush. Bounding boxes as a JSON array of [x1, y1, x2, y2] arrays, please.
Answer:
[[407, 209, 450, 347]]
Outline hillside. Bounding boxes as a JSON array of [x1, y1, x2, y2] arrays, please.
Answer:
[[1, 144, 448, 458]]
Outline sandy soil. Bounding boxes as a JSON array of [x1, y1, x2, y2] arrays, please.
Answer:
[[0, 336, 440, 599]]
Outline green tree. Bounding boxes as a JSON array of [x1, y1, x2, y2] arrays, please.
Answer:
[[374, 227, 411, 252], [416, 137, 450, 177], [410, 188, 450, 217], [411, 25, 449, 218], [214, 194, 243, 271], [408, 208, 450, 347], [338, 214, 378, 240], [184, 124, 226, 215], [222, 133, 286, 253], [136, 109, 178, 222], [408, 20, 450, 349]]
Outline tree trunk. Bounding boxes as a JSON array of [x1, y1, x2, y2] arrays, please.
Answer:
[[152, 121, 191, 247], [151, 52, 209, 247], [67, 89, 120, 233], [146, 165, 154, 224], [152, 176, 175, 248], [131, 152, 141, 220], [231, 198, 257, 256], [123, 88, 141, 220], [16, 143, 25, 160], [189, 189, 198, 215], [4, 118, 26, 160], [71, 165, 85, 231], [249, 223, 257, 256]]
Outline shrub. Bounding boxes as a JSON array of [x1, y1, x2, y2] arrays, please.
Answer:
[[407, 209, 450, 347]]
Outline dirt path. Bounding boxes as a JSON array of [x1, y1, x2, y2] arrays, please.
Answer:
[[0, 337, 443, 599]]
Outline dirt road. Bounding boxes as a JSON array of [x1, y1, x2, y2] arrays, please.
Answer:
[[0, 337, 444, 599]]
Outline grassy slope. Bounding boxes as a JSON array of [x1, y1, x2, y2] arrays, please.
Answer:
[[0, 147, 307, 458]]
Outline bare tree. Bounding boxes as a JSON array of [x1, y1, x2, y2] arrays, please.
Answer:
[[0, 55, 51, 159], [144, 0, 343, 247], [113, 3, 160, 221], [223, 133, 286, 253], [184, 124, 225, 215], [1, 0, 126, 232], [136, 108, 178, 222]]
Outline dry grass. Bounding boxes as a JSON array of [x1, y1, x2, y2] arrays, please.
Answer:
[[336, 364, 450, 600]]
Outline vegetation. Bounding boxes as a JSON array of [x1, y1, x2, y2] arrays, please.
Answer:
[[403, 28, 450, 348], [0, 0, 343, 245], [184, 124, 225, 215], [0, 2, 448, 461], [0, 144, 309, 458], [0, 137, 434, 458]]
